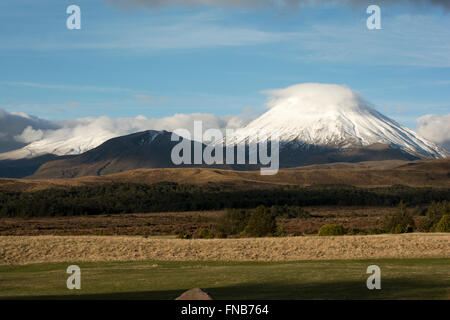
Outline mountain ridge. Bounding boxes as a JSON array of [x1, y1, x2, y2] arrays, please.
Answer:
[[225, 83, 446, 159], [1, 159, 448, 192], [0, 83, 447, 178]]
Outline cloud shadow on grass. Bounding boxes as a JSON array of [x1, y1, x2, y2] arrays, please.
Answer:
[[4, 277, 448, 300]]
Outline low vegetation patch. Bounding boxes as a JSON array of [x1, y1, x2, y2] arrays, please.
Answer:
[[318, 224, 346, 236], [216, 209, 250, 238], [174, 201, 450, 239], [417, 201, 450, 232], [244, 206, 277, 237], [432, 215, 450, 232], [384, 201, 415, 234], [209, 206, 306, 238]]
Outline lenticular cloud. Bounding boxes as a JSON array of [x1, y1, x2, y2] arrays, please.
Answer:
[[0, 83, 448, 160], [227, 83, 447, 159]]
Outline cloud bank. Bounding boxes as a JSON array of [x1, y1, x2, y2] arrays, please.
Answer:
[[0, 108, 254, 159], [0, 110, 59, 153], [0, 105, 448, 159], [416, 114, 450, 151]]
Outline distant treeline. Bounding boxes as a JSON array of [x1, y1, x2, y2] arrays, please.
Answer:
[[0, 182, 449, 217]]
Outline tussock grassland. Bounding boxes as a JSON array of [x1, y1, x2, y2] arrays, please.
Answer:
[[1, 233, 448, 265], [0, 207, 396, 236], [0, 159, 449, 192]]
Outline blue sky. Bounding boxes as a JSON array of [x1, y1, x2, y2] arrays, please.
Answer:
[[0, 0, 449, 130]]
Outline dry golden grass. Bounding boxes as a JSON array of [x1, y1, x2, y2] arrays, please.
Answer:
[[1, 233, 448, 265], [0, 159, 448, 192]]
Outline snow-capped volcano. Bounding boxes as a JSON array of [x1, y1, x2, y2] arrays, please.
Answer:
[[226, 83, 446, 159], [0, 83, 446, 169]]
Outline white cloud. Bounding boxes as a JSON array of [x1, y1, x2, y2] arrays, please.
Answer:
[[14, 126, 44, 143], [1, 104, 448, 160], [0, 109, 59, 153], [416, 114, 450, 150], [0, 111, 254, 159]]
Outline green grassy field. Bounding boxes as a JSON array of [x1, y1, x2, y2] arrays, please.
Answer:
[[0, 259, 448, 300]]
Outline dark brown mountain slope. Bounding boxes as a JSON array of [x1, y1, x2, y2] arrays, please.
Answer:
[[28, 127, 428, 179]]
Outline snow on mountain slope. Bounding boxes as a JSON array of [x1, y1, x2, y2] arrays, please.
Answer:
[[225, 83, 447, 159], [0, 129, 164, 160], [0, 113, 246, 160], [0, 83, 446, 161], [0, 129, 118, 160]]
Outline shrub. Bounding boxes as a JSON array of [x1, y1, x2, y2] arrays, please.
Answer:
[[391, 223, 414, 234], [427, 201, 450, 219], [216, 209, 250, 236], [318, 224, 346, 236], [244, 206, 277, 237], [417, 217, 435, 232], [417, 201, 450, 232], [432, 215, 450, 232], [384, 201, 415, 233], [177, 232, 192, 239], [195, 228, 214, 239], [273, 225, 286, 237]]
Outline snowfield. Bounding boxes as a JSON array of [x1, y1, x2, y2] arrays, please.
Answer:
[[226, 83, 446, 159]]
